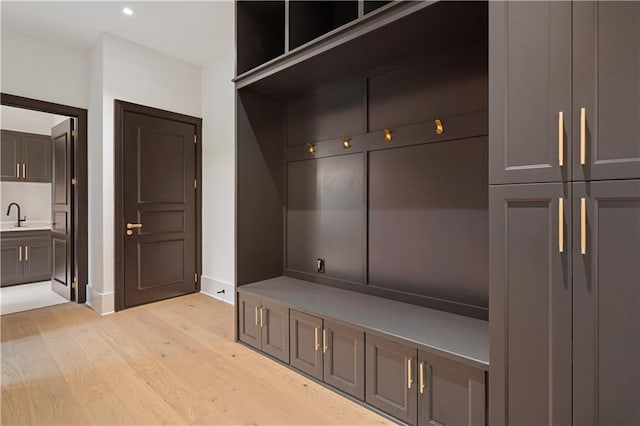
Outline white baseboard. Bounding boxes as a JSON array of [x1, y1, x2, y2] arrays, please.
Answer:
[[200, 276, 234, 305], [86, 285, 115, 315]]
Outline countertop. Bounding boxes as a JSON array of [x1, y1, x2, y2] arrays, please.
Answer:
[[0, 221, 52, 233]]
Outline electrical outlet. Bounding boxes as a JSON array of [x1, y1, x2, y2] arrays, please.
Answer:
[[317, 258, 325, 273]]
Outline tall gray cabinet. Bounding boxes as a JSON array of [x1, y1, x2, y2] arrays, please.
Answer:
[[490, 2, 640, 425]]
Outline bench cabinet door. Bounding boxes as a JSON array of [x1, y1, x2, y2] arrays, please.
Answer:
[[261, 301, 289, 363], [323, 320, 364, 400], [418, 351, 486, 426], [366, 334, 418, 425], [238, 293, 262, 350], [290, 310, 323, 380]]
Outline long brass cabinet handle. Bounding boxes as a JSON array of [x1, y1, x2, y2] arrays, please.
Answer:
[[581, 198, 587, 255], [419, 362, 425, 394], [25, 246, 29, 261], [314, 327, 320, 351], [322, 329, 328, 353], [580, 107, 586, 165], [255, 306, 259, 326], [16, 164, 19, 178], [558, 111, 564, 167], [259, 307, 264, 327], [558, 198, 564, 253], [19, 246, 22, 262], [22, 163, 26, 179], [407, 359, 413, 389]]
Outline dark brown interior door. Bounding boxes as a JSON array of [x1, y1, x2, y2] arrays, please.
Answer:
[[51, 119, 74, 300], [122, 111, 197, 308]]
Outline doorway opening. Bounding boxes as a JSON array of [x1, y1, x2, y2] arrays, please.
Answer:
[[114, 100, 202, 311], [0, 94, 88, 314]]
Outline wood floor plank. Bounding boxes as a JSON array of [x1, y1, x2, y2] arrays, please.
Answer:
[[2, 293, 390, 425]]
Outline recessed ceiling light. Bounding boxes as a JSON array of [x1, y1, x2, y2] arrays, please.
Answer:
[[122, 7, 134, 16]]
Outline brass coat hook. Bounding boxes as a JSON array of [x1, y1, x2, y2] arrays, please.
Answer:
[[384, 128, 392, 143], [342, 137, 351, 149], [434, 118, 444, 135], [306, 143, 315, 154]]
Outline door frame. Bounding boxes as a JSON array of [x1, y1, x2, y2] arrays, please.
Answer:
[[114, 100, 202, 311], [1, 93, 88, 303]]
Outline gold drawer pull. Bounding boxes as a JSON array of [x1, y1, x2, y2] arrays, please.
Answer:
[[322, 329, 328, 353], [558, 198, 564, 253], [260, 307, 264, 327], [558, 112, 564, 167], [255, 306, 259, 326], [19, 246, 22, 262], [419, 362, 425, 394], [314, 327, 320, 351], [581, 198, 587, 255], [580, 108, 586, 165], [407, 359, 413, 389]]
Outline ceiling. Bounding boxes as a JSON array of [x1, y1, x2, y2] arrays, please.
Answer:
[[1, 1, 233, 66]]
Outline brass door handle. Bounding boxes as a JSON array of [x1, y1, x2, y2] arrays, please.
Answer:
[[126, 223, 143, 229], [419, 362, 425, 394], [407, 358, 413, 389]]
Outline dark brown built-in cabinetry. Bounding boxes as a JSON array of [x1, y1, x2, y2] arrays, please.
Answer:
[[1, 130, 52, 182], [490, 2, 640, 425], [235, 1, 490, 424], [1, 230, 52, 287]]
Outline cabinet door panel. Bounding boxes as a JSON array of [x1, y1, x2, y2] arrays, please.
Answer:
[[573, 2, 640, 181], [1, 130, 21, 181], [418, 351, 485, 426], [262, 302, 289, 363], [1, 239, 24, 286], [489, 1, 572, 184], [23, 238, 52, 283], [573, 180, 640, 425], [366, 334, 417, 425], [489, 183, 572, 426], [323, 320, 364, 400], [238, 293, 262, 350], [22, 134, 52, 183], [290, 310, 323, 380]]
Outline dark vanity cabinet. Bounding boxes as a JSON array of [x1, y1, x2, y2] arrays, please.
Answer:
[[490, 2, 640, 425], [290, 310, 365, 400], [1, 230, 52, 287], [238, 293, 289, 363], [1, 130, 52, 182]]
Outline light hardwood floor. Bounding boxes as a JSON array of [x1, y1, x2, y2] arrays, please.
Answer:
[[1, 293, 390, 425]]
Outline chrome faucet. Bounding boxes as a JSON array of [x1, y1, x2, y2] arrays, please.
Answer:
[[6, 203, 26, 228]]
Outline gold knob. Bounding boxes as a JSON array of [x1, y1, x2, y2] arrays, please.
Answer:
[[126, 230, 133, 236]]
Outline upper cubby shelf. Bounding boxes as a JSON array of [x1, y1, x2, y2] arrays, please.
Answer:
[[234, 1, 487, 100], [236, 1, 286, 75], [289, 1, 358, 50]]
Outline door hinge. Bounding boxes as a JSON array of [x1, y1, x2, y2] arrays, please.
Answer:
[[71, 177, 77, 186], [194, 179, 197, 189], [72, 281, 77, 289], [71, 130, 77, 137], [194, 273, 198, 283], [193, 134, 197, 144]]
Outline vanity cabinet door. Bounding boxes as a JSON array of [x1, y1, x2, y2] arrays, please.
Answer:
[[23, 236, 52, 283], [1, 238, 24, 286], [21, 134, 52, 183], [1, 130, 21, 182]]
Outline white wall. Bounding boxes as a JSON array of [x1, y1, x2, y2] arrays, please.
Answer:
[[200, 0, 236, 304], [1, 29, 88, 108], [1, 106, 68, 134], [87, 33, 202, 314], [1, 182, 51, 223]]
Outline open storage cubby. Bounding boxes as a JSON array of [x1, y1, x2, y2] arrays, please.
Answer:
[[236, 1, 285, 75], [236, 2, 490, 424], [288, 1, 359, 50], [364, 1, 392, 15]]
